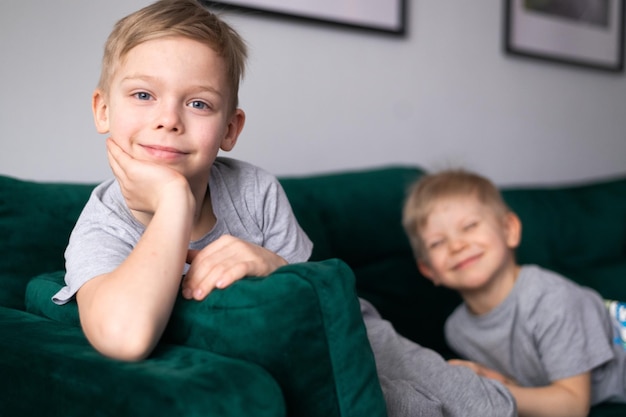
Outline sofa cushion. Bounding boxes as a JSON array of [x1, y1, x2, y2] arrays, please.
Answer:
[[0, 307, 286, 417], [354, 256, 461, 357], [281, 166, 424, 265], [25, 259, 387, 417], [502, 177, 626, 272], [0, 175, 93, 310]]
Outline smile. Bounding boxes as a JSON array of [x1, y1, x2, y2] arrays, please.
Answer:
[[452, 253, 482, 270], [140, 144, 189, 160]]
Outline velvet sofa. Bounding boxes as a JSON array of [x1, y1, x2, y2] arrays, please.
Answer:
[[2, 165, 626, 416]]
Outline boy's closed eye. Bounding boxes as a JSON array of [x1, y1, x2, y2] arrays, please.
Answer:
[[427, 238, 445, 250], [463, 221, 479, 231]]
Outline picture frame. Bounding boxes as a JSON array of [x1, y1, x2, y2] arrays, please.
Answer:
[[201, 0, 407, 36], [504, 0, 625, 72]]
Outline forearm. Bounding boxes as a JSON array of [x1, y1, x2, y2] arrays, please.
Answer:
[[505, 380, 590, 417], [77, 191, 195, 360]]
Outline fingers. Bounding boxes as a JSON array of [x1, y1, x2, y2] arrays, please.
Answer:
[[448, 359, 485, 377], [106, 137, 124, 178], [182, 235, 286, 300], [186, 249, 200, 264], [106, 137, 137, 187], [106, 137, 131, 165], [448, 359, 475, 370], [105, 137, 191, 214]]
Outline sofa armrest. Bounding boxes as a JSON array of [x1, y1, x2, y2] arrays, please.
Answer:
[[26, 259, 388, 417], [0, 307, 285, 417]]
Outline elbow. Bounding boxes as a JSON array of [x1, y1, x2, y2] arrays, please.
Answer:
[[82, 318, 158, 361]]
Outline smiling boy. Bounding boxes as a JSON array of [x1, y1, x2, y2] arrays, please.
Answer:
[[52, 0, 312, 361], [402, 169, 626, 417]]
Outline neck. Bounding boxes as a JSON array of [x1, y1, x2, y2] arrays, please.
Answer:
[[461, 262, 520, 316], [189, 187, 215, 240]]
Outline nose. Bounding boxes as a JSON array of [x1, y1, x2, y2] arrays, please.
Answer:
[[448, 234, 467, 253], [154, 101, 183, 133]]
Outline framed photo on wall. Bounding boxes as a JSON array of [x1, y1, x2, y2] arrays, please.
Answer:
[[504, 0, 625, 72], [202, 0, 407, 36]]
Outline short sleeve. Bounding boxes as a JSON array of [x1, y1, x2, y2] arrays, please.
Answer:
[[53, 180, 143, 304], [529, 281, 614, 382], [209, 158, 312, 264]]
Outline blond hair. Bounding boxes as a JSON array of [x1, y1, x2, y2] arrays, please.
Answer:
[[402, 169, 512, 260], [98, 0, 247, 112]]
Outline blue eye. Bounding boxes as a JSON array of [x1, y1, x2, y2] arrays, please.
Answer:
[[134, 92, 152, 100], [189, 100, 209, 110]]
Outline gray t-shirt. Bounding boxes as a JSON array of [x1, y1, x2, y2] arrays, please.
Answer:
[[445, 264, 626, 405], [53, 157, 313, 304]]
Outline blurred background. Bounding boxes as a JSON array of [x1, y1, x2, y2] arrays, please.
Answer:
[[1, 0, 625, 186]]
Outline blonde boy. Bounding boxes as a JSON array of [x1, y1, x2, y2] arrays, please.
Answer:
[[402, 169, 626, 417], [53, 0, 312, 361]]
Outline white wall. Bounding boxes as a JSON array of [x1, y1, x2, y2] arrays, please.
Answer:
[[1, 1, 625, 186]]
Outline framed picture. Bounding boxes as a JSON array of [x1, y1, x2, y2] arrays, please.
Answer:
[[504, 0, 625, 72], [202, 0, 407, 36]]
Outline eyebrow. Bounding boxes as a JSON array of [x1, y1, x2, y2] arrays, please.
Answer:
[[120, 75, 223, 97]]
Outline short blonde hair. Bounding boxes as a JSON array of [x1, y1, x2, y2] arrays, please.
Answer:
[[402, 169, 512, 260], [98, 0, 247, 112]]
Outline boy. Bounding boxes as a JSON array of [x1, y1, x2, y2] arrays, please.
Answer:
[[402, 169, 626, 417], [52, 0, 312, 361]]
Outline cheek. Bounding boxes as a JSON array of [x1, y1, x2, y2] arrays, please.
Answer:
[[109, 112, 141, 139], [193, 126, 226, 151], [427, 251, 447, 271]]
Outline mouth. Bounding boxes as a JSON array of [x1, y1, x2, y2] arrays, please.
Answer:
[[140, 144, 189, 161], [452, 253, 482, 271]]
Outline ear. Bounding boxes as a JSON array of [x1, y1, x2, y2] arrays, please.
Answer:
[[504, 212, 522, 249], [92, 89, 110, 134], [417, 260, 440, 286], [220, 108, 245, 152]]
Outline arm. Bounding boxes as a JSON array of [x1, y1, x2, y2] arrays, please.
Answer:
[[505, 373, 590, 417], [450, 359, 591, 417], [76, 138, 195, 361]]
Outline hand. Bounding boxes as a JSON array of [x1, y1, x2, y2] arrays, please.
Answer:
[[182, 235, 287, 300], [448, 359, 518, 386], [106, 137, 190, 215]]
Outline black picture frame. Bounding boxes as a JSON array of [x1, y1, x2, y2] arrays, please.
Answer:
[[504, 0, 625, 72], [201, 0, 407, 37]]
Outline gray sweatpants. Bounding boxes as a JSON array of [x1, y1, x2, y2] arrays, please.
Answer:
[[360, 298, 517, 417]]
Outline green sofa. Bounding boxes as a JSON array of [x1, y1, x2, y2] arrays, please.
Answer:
[[2, 166, 626, 416]]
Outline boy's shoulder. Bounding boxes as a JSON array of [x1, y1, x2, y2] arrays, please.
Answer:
[[213, 156, 272, 177], [213, 156, 259, 170], [86, 178, 128, 217], [517, 265, 584, 297], [517, 264, 604, 317], [211, 157, 278, 189]]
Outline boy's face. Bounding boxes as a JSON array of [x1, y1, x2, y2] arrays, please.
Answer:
[[92, 36, 244, 186], [417, 195, 521, 293]]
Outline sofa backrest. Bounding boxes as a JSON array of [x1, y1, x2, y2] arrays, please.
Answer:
[[503, 177, 626, 300], [3, 168, 626, 355], [0, 175, 93, 310]]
